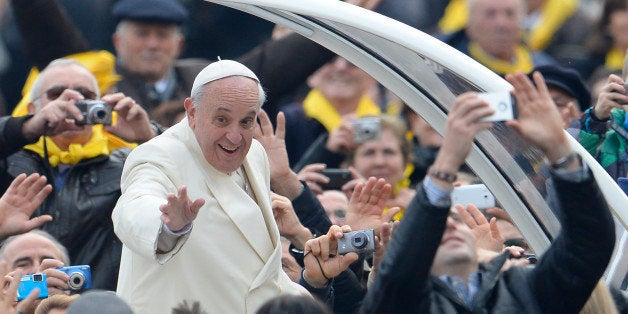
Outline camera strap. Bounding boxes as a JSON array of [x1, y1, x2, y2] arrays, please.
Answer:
[[609, 119, 628, 141]]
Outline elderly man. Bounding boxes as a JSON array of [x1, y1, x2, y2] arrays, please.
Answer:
[[114, 60, 358, 313], [0, 59, 154, 291], [361, 71, 615, 312], [0, 230, 71, 294], [11, 0, 383, 128], [441, 0, 555, 76]]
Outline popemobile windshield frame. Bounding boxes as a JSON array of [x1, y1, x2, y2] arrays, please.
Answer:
[[205, 0, 628, 287]]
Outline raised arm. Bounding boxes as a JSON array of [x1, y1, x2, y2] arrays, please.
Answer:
[[506, 71, 616, 313]]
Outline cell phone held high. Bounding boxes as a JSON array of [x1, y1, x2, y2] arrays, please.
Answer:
[[451, 184, 496, 209], [476, 92, 517, 122], [320, 169, 352, 190]]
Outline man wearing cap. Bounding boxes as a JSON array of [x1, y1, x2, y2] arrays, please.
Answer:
[[528, 65, 591, 129], [113, 60, 355, 313], [110, 0, 340, 124], [11, 0, 382, 127]]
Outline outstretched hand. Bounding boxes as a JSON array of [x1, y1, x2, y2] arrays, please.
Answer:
[[102, 93, 155, 143], [505, 71, 571, 162], [160, 186, 205, 231], [345, 177, 396, 233], [255, 110, 303, 200], [455, 203, 504, 253], [0, 173, 53, 240]]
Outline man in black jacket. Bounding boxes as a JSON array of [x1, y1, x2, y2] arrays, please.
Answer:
[[0, 59, 154, 291], [361, 71, 616, 313]]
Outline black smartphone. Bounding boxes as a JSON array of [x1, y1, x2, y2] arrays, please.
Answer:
[[320, 169, 352, 190]]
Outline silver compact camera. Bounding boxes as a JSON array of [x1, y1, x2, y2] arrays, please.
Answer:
[[75, 100, 112, 125], [337, 229, 375, 255], [350, 117, 381, 143]]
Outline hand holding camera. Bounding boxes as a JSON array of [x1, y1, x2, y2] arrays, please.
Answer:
[[22, 91, 85, 140], [594, 74, 628, 120], [57, 265, 92, 292], [303, 225, 360, 288], [100, 93, 154, 143], [17, 273, 48, 301], [350, 117, 382, 143]]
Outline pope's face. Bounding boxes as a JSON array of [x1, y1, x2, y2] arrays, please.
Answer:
[[185, 76, 260, 174]]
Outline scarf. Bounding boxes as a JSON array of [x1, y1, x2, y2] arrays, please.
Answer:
[[525, 0, 578, 50], [12, 50, 135, 151], [383, 163, 414, 221], [302, 89, 381, 132], [438, 0, 578, 51], [605, 47, 626, 72], [23, 125, 109, 167], [469, 42, 534, 76]]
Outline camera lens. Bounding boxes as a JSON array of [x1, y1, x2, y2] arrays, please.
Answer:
[[88, 105, 109, 124], [351, 231, 369, 249], [68, 272, 85, 290]]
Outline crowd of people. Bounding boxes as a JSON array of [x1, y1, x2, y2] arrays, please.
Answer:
[[0, 0, 626, 313]]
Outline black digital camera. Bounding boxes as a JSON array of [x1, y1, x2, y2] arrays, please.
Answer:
[[337, 229, 375, 255], [57, 265, 92, 291], [75, 100, 112, 125]]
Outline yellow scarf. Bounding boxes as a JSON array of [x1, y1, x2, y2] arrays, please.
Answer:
[[438, 0, 578, 51], [302, 89, 381, 132], [12, 51, 135, 151], [469, 42, 534, 75], [23, 125, 109, 167], [382, 163, 414, 221], [438, 0, 468, 34], [605, 47, 626, 71], [526, 0, 578, 50]]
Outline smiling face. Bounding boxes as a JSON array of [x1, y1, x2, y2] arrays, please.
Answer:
[[185, 76, 260, 174], [352, 128, 406, 186], [309, 56, 375, 108]]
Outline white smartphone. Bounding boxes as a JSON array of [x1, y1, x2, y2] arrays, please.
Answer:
[[451, 184, 496, 209], [477, 92, 517, 122]]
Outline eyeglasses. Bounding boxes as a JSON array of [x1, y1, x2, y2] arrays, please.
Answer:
[[333, 209, 346, 219], [35, 85, 97, 101]]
